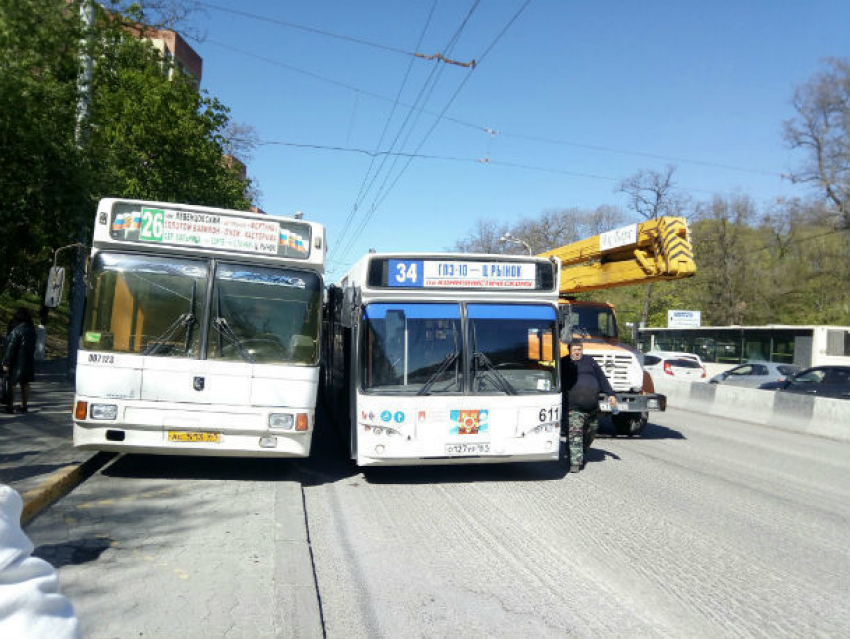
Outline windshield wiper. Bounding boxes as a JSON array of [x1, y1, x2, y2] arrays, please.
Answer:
[[472, 351, 517, 395], [469, 322, 515, 395], [143, 313, 195, 356], [211, 317, 256, 364], [417, 349, 460, 396]]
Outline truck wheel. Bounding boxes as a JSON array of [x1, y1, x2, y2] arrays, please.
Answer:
[[613, 413, 647, 437]]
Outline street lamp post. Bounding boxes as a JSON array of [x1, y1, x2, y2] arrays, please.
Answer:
[[499, 232, 533, 255]]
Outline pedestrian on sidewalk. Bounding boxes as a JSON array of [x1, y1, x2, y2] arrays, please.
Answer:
[[2, 309, 37, 414], [560, 340, 617, 473]]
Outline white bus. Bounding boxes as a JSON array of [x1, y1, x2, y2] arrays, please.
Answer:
[[73, 198, 325, 457], [324, 253, 563, 466]]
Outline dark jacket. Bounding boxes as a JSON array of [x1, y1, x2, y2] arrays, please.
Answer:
[[561, 354, 615, 412], [3, 321, 36, 385]]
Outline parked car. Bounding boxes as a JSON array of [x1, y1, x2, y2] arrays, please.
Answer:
[[644, 351, 706, 380], [758, 365, 850, 399], [709, 361, 799, 388]]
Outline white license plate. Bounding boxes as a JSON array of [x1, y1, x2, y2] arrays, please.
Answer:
[[445, 442, 491, 456]]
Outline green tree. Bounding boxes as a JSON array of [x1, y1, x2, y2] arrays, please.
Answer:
[[0, 0, 252, 304], [86, 18, 251, 208], [0, 0, 86, 297]]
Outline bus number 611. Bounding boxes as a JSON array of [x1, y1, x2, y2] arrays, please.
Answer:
[[539, 407, 559, 422]]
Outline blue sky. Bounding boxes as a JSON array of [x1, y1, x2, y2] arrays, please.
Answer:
[[182, 1, 850, 281]]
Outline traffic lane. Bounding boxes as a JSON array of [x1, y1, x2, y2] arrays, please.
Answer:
[[25, 454, 320, 639], [303, 411, 850, 637], [594, 409, 850, 635], [301, 422, 672, 638]]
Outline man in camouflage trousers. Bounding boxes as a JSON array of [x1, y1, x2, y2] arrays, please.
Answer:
[[561, 341, 617, 473]]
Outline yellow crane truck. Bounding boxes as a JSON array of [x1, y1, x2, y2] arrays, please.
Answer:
[[538, 216, 696, 436]]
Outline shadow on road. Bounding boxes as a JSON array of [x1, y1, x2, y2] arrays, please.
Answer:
[[638, 422, 687, 440], [361, 458, 570, 485], [101, 453, 300, 483], [596, 416, 686, 441], [0, 450, 40, 464], [33, 538, 112, 568]]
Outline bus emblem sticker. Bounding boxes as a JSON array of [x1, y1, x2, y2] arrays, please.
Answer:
[[193, 376, 205, 391], [394, 412, 405, 424], [449, 410, 489, 435], [380, 410, 392, 422]]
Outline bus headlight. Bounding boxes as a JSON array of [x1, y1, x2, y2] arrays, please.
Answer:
[[269, 413, 294, 430], [647, 399, 659, 409], [90, 403, 118, 420]]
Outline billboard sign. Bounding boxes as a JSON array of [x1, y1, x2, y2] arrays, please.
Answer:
[[668, 310, 701, 328]]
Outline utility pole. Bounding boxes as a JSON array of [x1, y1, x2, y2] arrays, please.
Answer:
[[67, 0, 95, 379]]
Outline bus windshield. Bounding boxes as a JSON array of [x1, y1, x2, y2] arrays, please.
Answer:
[[207, 263, 321, 365], [82, 253, 321, 364], [468, 304, 558, 394], [82, 253, 207, 356], [361, 303, 462, 394], [360, 302, 558, 395]]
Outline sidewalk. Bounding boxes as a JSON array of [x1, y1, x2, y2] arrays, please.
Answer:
[[0, 359, 107, 526]]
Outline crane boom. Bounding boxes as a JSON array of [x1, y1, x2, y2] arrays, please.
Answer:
[[537, 216, 696, 293]]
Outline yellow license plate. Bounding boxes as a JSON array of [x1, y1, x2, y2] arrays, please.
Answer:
[[168, 431, 221, 443]]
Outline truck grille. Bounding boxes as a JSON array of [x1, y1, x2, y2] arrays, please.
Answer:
[[588, 353, 634, 392]]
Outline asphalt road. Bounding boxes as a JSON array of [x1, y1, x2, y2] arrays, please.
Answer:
[[25, 407, 850, 637]]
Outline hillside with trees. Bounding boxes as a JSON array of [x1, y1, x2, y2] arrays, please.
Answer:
[[454, 58, 850, 333]]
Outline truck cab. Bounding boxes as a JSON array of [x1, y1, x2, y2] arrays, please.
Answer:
[[559, 299, 664, 436]]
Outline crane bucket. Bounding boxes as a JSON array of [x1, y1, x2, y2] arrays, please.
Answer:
[[538, 216, 696, 294]]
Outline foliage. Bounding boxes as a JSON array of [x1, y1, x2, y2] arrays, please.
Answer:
[[454, 195, 850, 329], [453, 58, 850, 330], [86, 23, 251, 208], [0, 0, 86, 297], [0, 0, 252, 306]]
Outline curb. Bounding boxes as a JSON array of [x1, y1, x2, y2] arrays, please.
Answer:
[[21, 452, 116, 526]]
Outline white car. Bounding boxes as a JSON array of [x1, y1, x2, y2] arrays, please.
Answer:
[[643, 351, 706, 380], [709, 361, 800, 388]]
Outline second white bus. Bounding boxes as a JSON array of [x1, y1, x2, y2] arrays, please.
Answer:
[[324, 252, 563, 466]]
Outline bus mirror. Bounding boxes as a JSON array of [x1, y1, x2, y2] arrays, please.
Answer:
[[44, 266, 66, 308], [341, 286, 361, 328], [558, 307, 569, 335]]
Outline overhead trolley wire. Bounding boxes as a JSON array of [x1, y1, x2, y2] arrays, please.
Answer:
[[332, 0, 488, 263], [337, 0, 440, 248], [344, 1, 480, 234], [500, 132, 784, 178], [332, 0, 482, 261], [197, 1, 418, 57], [199, 39, 786, 180], [332, 0, 532, 265]]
